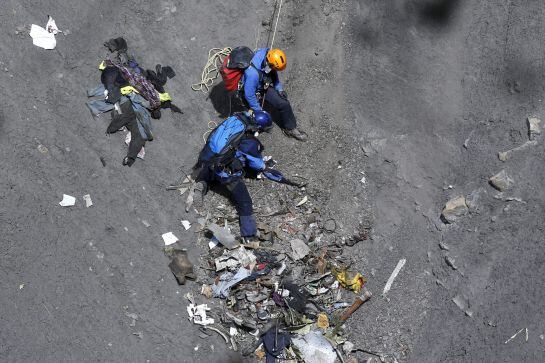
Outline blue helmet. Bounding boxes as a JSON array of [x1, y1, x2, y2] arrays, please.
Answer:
[[254, 111, 272, 130]]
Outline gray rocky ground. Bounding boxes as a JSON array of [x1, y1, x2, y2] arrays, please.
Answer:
[[1, 0, 545, 362]]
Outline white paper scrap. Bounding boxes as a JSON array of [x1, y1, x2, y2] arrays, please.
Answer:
[[59, 194, 76, 207], [162, 232, 179, 246], [83, 194, 93, 207], [181, 220, 191, 230]]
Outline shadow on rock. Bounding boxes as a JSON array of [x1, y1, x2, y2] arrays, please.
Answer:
[[417, 0, 461, 26], [208, 81, 245, 118]]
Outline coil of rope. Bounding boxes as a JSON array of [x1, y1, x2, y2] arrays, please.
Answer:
[[191, 47, 232, 93]]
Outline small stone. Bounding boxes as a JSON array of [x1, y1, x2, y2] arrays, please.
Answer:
[[323, 219, 336, 232], [445, 256, 458, 270], [262, 19, 270, 26], [466, 188, 485, 213], [527, 117, 541, 140], [343, 341, 355, 354], [498, 151, 508, 162], [37, 144, 48, 154], [489, 170, 514, 191], [439, 241, 450, 251], [190, 36, 196, 41], [441, 195, 468, 223]]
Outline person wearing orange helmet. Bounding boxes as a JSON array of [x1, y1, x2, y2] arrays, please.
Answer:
[[241, 47, 308, 141]]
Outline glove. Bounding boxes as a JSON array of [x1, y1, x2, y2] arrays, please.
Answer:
[[278, 90, 288, 100]]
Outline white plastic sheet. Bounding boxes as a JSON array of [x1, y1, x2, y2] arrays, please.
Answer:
[[59, 194, 76, 207], [29, 16, 59, 50]]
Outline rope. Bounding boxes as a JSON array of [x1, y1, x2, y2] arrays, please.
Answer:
[[269, 0, 284, 49], [191, 47, 232, 93], [202, 120, 219, 143]]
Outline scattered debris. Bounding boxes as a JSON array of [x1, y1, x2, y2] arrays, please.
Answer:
[[382, 258, 406, 296], [504, 328, 525, 344], [207, 223, 237, 249], [292, 331, 337, 363], [29, 16, 60, 50], [37, 144, 48, 154], [290, 239, 310, 260], [83, 194, 93, 208], [125, 312, 138, 327], [201, 284, 213, 299], [181, 220, 191, 230], [59, 194, 76, 207], [211, 266, 251, 298], [296, 196, 308, 206], [161, 232, 179, 246], [187, 303, 215, 326], [489, 170, 514, 191], [527, 117, 541, 140], [333, 268, 366, 293], [323, 219, 336, 232], [19, 283, 24, 290], [169, 250, 196, 284], [339, 288, 372, 322], [441, 195, 468, 223], [142, 220, 151, 228]]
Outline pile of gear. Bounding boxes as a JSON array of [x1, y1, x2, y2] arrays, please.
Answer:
[[86, 37, 182, 167]]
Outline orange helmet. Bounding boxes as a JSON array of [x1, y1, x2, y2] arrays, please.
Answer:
[[266, 49, 287, 71]]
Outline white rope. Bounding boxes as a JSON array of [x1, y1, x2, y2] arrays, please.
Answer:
[[191, 47, 232, 93], [270, 0, 284, 49], [202, 120, 219, 143]]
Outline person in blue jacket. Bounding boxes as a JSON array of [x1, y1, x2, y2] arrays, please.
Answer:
[[193, 111, 304, 241], [242, 48, 308, 142]]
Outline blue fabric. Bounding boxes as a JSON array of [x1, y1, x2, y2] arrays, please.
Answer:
[[263, 169, 285, 183], [236, 138, 265, 171], [208, 116, 246, 154], [239, 214, 257, 237], [126, 93, 153, 141], [242, 48, 283, 111]]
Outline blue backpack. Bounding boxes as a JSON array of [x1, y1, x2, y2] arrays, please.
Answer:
[[198, 113, 255, 168]]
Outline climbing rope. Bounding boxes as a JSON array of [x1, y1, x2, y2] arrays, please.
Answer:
[[269, 0, 284, 49], [202, 120, 219, 143], [191, 47, 232, 93]]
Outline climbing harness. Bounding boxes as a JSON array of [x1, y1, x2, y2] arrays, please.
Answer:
[[191, 47, 232, 93]]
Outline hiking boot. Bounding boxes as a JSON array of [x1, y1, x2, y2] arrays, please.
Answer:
[[283, 128, 308, 142]]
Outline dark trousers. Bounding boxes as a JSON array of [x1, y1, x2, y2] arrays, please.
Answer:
[[264, 88, 297, 130], [106, 103, 146, 160], [225, 178, 256, 237]]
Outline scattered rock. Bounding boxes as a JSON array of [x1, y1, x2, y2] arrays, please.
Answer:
[[527, 117, 541, 140], [489, 170, 514, 191], [445, 256, 458, 270], [323, 219, 336, 232], [497, 140, 538, 161], [466, 188, 485, 213], [441, 195, 468, 223], [439, 241, 450, 251]]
